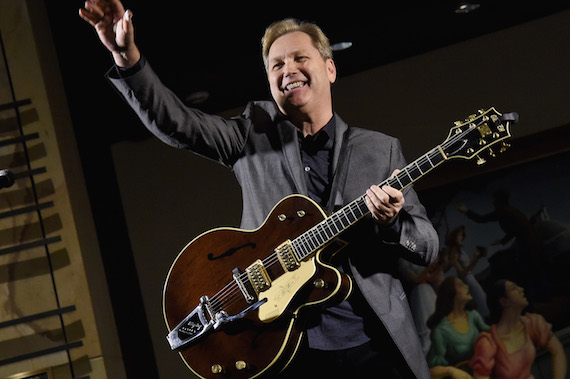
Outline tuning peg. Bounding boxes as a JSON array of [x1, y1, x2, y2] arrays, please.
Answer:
[[476, 155, 486, 165], [500, 142, 510, 153], [488, 148, 496, 158]]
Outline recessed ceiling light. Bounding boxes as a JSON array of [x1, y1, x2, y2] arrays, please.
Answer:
[[455, 2, 480, 13], [331, 42, 353, 52]]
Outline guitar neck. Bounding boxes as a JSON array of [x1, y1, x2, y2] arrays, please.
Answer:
[[291, 146, 447, 261]]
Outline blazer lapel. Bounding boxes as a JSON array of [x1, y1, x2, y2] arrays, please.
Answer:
[[276, 119, 308, 196], [327, 114, 352, 213]]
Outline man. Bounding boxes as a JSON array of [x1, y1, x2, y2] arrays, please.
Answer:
[[80, 1, 439, 377]]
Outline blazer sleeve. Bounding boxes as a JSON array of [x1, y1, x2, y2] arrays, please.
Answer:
[[106, 59, 251, 168]]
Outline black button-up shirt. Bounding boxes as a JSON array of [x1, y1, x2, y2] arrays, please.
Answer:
[[298, 116, 335, 208]]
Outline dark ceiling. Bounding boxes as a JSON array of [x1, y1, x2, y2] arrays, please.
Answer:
[[46, 1, 569, 146]]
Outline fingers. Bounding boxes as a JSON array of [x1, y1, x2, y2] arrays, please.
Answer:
[[78, 0, 125, 27], [365, 184, 404, 224], [79, 1, 104, 27]]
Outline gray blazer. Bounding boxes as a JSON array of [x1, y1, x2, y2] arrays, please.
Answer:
[[109, 61, 439, 378]]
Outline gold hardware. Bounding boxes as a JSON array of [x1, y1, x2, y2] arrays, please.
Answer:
[[479, 138, 487, 146], [500, 142, 510, 153], [488, 148, 496, 158], [235, 361, 248, 370], [493, 132, 500, 138], [454, 121, 462, 126], [276, 240, 299, 271], [246, 259, 271, 293], [477, 123, 492, 137], [466, 148, 474, 154], [211, 364, 224, 374], [476, 155, 486, 165], [313, 278, 326, 288], [278, 214, 286, 222], [454, 127, 462, 134], [297, 210, 306, 217]]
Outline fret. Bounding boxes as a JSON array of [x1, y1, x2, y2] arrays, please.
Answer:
[[323, 221, 335, 238], [356, 197, 369, 215], [404, 168, 414, 182], [393, 174, 404, 189], [313, 228, 326, 245], [425, 152, 434, 168], [347, 204, 358, 221], [414, 161, 424, 175], [337, 214, 349, 230], [396, 171, 412, 188], [418, 157, 433, 174], [354, 199, 368, 219], [407, 165, 422, 181]]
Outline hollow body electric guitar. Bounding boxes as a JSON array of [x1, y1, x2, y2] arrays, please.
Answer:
[[163, 108, 517, 378]]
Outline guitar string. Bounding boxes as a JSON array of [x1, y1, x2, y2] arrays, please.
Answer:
[[210, 125, 480, 311], [206, 121, 493, 314]]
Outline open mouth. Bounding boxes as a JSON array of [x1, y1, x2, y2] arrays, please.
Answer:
[[284, 81, 307, 92]]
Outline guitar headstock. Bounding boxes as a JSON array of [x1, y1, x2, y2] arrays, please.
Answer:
[[441, 107, 516, 165]]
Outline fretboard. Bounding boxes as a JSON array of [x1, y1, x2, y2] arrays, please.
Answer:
[[290, 146, 447, 261]]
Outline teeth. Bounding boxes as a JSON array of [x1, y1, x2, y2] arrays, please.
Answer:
[[285, 81, 305, 91]]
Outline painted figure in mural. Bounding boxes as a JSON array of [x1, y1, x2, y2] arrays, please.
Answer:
[[459, 190, 550, 302], [426, 276, 489, 379], [400, 226, 488, 355], [439, 226, 489, 318], [470, 279, 567, 379]]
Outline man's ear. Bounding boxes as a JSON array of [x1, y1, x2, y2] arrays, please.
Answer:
[[327, 59, 337, 84]]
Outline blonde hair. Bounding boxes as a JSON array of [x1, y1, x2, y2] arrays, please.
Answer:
[[261, 18, 332, 70]]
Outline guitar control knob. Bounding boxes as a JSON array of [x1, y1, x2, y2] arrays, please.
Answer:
[[313, 278, 326, 288], [211, 364, 224, 374], [235, 360, 249, 370]]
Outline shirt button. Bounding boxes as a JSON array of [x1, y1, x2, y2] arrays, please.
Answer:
[[304, 166, 311, 172]]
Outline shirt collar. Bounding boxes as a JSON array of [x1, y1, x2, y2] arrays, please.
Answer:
[[298, 115, 336, 149]]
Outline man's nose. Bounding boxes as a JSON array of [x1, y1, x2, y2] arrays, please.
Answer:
[[283, 61, 299, 76]]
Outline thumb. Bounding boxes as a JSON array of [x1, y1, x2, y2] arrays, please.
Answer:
[[116, 9, 134, 48], [123, 9, 133, 35]]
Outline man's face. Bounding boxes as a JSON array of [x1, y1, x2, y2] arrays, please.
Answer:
[[266, 31, 336, 117]]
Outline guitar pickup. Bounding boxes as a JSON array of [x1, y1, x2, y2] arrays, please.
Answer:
[[275, 240, 300, 271], [246, 259, 271, 294]]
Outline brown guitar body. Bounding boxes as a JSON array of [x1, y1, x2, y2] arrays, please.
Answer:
[[163, 195, 352, 378]]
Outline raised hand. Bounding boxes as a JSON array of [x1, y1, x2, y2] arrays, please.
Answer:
[[79, 0, 140, 67]]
